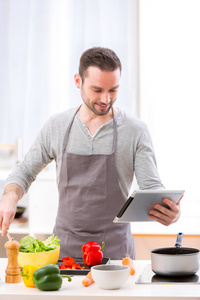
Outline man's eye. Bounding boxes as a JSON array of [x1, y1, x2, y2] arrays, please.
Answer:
[[94, 89, 102, 93], [110, 89, 117, 93]]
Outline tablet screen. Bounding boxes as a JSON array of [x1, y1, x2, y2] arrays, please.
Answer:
[[113, 190, 185, 223]]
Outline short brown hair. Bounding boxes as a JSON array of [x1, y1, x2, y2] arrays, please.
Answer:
[[79, 47, 122, 82]]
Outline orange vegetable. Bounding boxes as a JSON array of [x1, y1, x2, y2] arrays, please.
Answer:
[[122, 257, 135, 275], [82, 271, 94, 287]]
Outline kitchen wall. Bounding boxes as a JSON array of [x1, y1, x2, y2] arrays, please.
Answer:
[[134, 234, 200, 260], [1, 233, 199, 259], [1, 1, 200, 258], [0, 233, 49, 258], [0, 0, 138, 152], [138, 0, 200, 234]]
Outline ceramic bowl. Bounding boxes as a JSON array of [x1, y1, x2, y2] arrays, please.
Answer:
[[91, 264, 130, 290], [18, 246, 60, 268]]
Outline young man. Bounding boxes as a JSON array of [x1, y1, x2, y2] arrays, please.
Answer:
[[0, 47, 181, 259]]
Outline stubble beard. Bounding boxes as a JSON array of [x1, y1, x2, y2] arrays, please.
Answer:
[[83, 98, 115, 116]]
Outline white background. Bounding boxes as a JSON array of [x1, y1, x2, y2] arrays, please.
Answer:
[[0, 0, 199, 234], [138, 0, 200, 233]]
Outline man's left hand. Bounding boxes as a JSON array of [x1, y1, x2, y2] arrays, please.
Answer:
[[148, 196, 183, 226]]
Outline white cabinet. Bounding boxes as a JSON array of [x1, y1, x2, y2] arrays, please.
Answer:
[[28, 174, 59, 236]]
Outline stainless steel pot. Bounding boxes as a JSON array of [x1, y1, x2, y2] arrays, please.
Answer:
[[151, 232, 200, 276]]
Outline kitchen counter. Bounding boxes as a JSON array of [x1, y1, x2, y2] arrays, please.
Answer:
[[0, 259, 199, 299]]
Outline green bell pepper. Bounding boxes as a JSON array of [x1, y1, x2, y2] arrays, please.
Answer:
[[33, 264, 71, 291]]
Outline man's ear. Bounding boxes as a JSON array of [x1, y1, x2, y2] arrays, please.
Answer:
[[74, 73, 82, 89]]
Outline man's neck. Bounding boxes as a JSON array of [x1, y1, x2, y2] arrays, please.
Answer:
[[78, 105, 118, 136]]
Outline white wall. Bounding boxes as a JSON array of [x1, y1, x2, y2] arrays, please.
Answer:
[[0, 0, 138, 154], [138, 0, 200, 233]]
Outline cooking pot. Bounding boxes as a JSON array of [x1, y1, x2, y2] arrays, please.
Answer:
[[151, 232, 199, 276], [14, 206, 26, 219]]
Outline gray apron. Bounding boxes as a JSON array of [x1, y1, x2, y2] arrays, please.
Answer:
[[54, 108, 135, 259]]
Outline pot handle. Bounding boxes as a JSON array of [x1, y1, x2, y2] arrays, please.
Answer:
[[175, 232, 184, 248]]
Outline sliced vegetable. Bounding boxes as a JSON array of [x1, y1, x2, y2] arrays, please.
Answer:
[[122, 257, 135, 275], [82, 241, 105, 267], [33, 264, 71, 291], [82, 271, 94, 287], [20, 265, 40, 287], [59, 256, 85, 270], [19, 234, 60, 253]]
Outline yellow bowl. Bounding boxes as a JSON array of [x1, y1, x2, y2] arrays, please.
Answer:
[[18, 247, 60, 268]]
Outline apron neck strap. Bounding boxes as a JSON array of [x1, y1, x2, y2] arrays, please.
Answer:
[[62, 106, 118, 154], [112, 107, 117, 154]]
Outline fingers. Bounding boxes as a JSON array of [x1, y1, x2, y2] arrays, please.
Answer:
[[1, 220, 9, 237], [0, 210, 15, 237], [162, 198, 180, 210], [149, 198, 181, 226], [149, 211, 172, 226], [0, 193, 18, 237]]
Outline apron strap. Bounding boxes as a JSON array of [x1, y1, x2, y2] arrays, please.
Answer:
[[62, 106, 118, 154], [112, 107, 117, 154], [62, 107, 80, 152]]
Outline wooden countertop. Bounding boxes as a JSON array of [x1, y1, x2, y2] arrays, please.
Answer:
[[0, 258, 200, 299]]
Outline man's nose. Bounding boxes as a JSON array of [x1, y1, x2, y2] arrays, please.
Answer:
[[101, 92, 110, 104]]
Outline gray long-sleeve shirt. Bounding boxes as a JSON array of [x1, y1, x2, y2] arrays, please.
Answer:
[[6, 107, 164, 199]]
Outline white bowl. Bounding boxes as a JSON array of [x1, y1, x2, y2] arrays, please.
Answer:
[[91, 264, 130, 290]]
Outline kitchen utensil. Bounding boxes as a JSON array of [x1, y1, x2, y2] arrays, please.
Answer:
[[151, 232, 199, 276], [6, 232, 13, 241], [18, 246, 60, 268], [5, 239, 21, 283], [14, 206, 26, 219], [91, 264, 130, 290]]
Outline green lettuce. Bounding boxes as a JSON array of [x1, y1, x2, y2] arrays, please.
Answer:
[[19, 234, 60, 253]]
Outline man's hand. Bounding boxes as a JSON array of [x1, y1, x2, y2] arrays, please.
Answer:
[[148, 196, 183, 226], [0, 184, 23, 236]]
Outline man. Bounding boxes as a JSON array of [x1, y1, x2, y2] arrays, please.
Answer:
[[0, 47, 181, 259]]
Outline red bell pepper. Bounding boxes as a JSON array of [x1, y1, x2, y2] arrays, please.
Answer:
[[82, 241, 105, 267], [58, 256, 85, 270]]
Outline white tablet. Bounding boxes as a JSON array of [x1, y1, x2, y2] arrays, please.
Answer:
[[113, 190, 185, 223]]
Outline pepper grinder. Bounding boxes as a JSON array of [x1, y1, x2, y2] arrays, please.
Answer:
[[5, 236, 21, 283]]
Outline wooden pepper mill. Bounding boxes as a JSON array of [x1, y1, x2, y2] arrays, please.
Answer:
[[5, 238, 21, 283]]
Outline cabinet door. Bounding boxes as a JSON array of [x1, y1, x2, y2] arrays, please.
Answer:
[[29, 179, 59, 235]]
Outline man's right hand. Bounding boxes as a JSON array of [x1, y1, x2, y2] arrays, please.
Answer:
[[0, 184, 23, 236]]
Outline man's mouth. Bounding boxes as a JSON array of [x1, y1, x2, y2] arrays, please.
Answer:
[[95, 103, 111, 109]]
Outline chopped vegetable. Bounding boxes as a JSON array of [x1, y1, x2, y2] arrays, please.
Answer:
[[43, 235, 60, 249], [20, 265, 40, 287], [82, 271, 94, 287], [58, 256, 85, 270], [33, 264, 71, 291], [82, 241, 105, 267], [122, 257, 135, 275], [19, 234, 60, 253]]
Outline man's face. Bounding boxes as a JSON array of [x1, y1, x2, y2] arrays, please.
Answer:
[[75, 66, 120, 116]]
